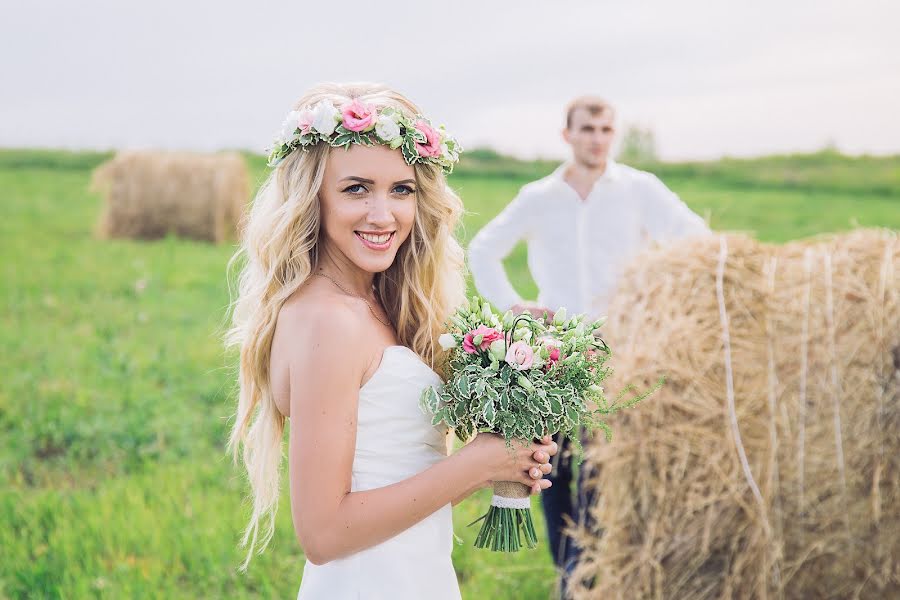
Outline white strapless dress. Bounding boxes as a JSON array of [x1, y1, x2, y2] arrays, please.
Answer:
[[296, 345, 462, 600]]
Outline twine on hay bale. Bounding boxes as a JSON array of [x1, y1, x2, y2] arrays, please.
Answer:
[[92, 151, 249, 243], [569, 229, 899, 600]]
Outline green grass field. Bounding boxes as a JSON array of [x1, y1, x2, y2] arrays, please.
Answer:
[[1, 148, 898, 599]]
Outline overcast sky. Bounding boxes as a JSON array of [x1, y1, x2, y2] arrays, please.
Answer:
[[3, 0, 899, 160]]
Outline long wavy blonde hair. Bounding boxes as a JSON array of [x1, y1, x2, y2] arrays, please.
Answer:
[[225, 82, 466, 569]]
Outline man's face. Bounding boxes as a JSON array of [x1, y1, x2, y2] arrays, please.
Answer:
[[562, 107, 615, 168]]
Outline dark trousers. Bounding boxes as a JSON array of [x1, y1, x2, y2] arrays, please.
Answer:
[[540, 434, 599, 597]]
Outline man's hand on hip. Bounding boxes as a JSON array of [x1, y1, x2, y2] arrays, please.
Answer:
[[510, 303, 555, 322]]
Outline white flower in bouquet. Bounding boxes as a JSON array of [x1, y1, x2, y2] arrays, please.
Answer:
[[481, 303, 493, 323], [438, 333, 457, 350], [553, 307, 568, 326], [512, 326, 532, 342], [488, 339, 507, 362]]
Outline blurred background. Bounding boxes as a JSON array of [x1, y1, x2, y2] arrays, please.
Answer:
[[2, 1, 898, 598]]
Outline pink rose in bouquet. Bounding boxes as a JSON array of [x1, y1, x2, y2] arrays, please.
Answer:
[[463, 325, 502, 354]]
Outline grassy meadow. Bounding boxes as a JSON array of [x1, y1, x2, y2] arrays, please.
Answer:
[[1, 148, 898, 599]]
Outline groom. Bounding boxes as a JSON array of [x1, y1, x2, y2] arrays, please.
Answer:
[[468, 95, 709, 590]]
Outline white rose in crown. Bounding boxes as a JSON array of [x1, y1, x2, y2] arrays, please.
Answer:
[[279, 111, 303, 144], [311, 101, 340, 136], [375, 114, 401, 143]]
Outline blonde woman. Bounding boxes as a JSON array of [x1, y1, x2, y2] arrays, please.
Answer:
[[226, 83, 557, 598]]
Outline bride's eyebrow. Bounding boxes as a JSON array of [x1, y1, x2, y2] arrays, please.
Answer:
[[393, 179, 416, 185], [340, 176, 375, 184]]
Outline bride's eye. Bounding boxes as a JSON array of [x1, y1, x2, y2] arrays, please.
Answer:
[[393, 184, 415, 196], [343, 184, 367, 195]]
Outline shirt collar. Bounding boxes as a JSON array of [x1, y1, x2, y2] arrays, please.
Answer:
[[552, 159, 623, 185]]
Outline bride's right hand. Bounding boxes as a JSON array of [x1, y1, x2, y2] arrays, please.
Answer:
[[465, 433, 556, 494]]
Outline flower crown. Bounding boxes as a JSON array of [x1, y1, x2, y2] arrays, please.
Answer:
[[267, 99, 462, 174]]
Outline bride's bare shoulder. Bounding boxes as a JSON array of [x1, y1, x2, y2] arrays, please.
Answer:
[[269, 279, 371, 413], [275, 278, 363, 347]]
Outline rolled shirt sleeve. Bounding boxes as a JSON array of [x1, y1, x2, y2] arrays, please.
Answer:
[[641, 174, 710, 241]]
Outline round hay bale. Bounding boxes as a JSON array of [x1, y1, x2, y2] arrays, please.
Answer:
[[570, 230, 899, 599], [92, 151, 249, 243]]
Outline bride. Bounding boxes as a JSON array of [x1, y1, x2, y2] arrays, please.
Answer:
[[226, 82, 558, 598]]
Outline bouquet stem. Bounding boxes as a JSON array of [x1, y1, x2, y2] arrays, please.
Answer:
[[471, 481, 537, 552]]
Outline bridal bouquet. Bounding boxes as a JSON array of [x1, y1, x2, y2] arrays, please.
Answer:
[[421, 296, 648, 552]]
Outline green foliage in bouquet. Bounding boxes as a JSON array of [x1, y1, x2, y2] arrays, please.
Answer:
[[421, 296, 654, 552], [421, 297, 645, 458]]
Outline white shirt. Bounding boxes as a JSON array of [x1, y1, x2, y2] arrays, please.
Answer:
[[467, 160, 710, 318]]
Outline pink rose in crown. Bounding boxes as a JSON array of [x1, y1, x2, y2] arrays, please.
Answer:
[[414, 120, 442, 158], [297, 109, 315, 135], [341, 99, 376, 132], [505, 341, 535, 370], [463, 325, 502, 354]]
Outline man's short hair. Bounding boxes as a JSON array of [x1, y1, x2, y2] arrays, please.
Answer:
[[565, 96, 615, 129]]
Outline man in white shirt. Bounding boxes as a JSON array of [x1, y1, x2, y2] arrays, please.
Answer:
[[467, 96, 709, 588]]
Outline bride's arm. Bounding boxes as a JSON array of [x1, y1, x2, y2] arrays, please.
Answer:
[[280, 305, 552, 566], [451, 480, 488, 507]]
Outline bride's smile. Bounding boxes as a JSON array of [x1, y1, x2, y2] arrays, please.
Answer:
[[319, 144, 416, 276]]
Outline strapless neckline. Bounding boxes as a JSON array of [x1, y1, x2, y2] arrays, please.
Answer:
[[361, 345, 437, 393]]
